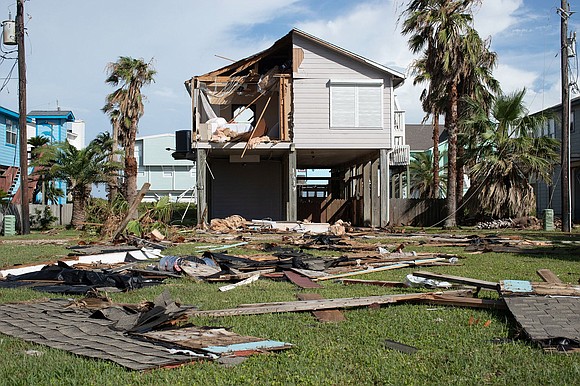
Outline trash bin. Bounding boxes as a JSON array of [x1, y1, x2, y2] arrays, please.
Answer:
[[543, 209, 554, 231], [3, 214, 16, 236]]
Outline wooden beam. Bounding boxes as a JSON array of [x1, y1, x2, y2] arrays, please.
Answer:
[[314, 258, 446, 282], [416, 293, 507, 310], [536, 269, 563, 284], [184, 292, 436, 318], [413, 271, 500, 291], [297, 293, 346, 322], [112, 183, 150, 241], [196, 149, 208, 226]]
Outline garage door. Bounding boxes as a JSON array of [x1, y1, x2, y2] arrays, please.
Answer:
[[209, 159, 283, 220]]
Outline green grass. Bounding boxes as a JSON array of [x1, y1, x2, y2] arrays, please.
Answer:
[[0, 229, 579, 385]]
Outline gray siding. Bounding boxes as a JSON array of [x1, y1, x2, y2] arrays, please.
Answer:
[[292, 34, 393, 149]]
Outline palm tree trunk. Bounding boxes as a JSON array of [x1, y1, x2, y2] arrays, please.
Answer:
[[124, 121, 138, 206], [445, 83, 458, 228], [456, 145, 465, 221], [432, 114, 440, 198], [107, 123, 119, 202], [71, 186, 89, 229]]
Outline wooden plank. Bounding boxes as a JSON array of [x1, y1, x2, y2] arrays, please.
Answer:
[[413, 271, 499, 291], [112, 183, 151, 240], [314, 258, 446, 282], [185, 292, 434, 318], [536, 269, 563, 284], [417, 293, 507, 310], [297, 293, 346, 322], [284, 271, 322, 289], [339, 279, 408, 288]]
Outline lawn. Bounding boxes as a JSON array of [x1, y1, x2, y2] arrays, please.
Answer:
[[0, 229, 578, 385]]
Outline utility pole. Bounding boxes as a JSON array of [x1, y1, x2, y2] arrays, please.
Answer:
[[560, 0, 571, 233], [16, 0, 29, 234]]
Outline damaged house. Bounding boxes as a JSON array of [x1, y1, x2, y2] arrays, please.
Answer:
[[173, 29, 409, 227]]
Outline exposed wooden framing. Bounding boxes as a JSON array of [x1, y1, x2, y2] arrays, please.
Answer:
[[195, 75, 261, 84], [241, 94, 273, 158], [292, 48, 304, 72], [278, 74, 291, 140], [196, 149, 208, 226], [536, 269, 563, 284], [185, 292, 438, 318]]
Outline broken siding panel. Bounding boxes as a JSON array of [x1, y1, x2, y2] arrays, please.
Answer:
[[292, 35, 392, 149]]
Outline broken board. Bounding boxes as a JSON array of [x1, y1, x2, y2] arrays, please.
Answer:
[[297, 293, 346, 322]]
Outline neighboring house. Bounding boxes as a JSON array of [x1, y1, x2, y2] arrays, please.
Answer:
[[406, 123, 448, 198], [136, 134, 196, 202], [534, 95, 579, 221], [174, 29, 409, 226], [27, 109, 83, 205], [0, 106, 32, 200]]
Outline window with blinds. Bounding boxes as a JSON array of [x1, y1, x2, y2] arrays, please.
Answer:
[[330, 80, 383, 128]]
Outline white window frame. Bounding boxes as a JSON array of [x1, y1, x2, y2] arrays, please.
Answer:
[[329, 79, 383, 129], [5, 119, 17, 145], [162, 166, 173, 178]]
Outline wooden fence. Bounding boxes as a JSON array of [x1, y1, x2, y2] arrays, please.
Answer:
[[390, 198, 446, 227], [0, 204, 73, 232]]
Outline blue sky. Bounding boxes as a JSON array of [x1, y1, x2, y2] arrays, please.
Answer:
[[0, 0, 577, 143]]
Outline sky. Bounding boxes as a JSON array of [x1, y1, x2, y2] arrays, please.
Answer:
[[0, 0, 577, 143]]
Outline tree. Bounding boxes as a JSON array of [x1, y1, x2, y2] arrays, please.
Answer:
[[93, 130, 120, 201], [461, 89, 559, 218], [104, 57, 156, 205], [409, 151, 447, 199], [402, 0, 487, 227], [32, 136, 122, 228], [28, 136, 52, 204]]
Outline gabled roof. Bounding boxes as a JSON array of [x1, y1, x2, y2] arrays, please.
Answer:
[[186, 28, 405, 92], [406, 123, 448, 152], [0, 105, 33, 122], [28, 110, 75, 122]]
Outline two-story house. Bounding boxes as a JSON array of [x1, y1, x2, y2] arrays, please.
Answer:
[[173, 29, 409, 227], [534, 95, 579, 222], [136, 134, 197, 202]]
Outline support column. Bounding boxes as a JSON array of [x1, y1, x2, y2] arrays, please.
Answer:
[[196, 149, 207, 225], [371, 158, 380, 227], [287, 148, 297, 221], [380, 149, 390, 228], [363, 161, 371, 226]]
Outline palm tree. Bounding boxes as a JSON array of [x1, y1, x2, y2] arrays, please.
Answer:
[[93, 130, 120, 201], [455, 30, 500, 207], [461, 89, 559, 218], [27, 136, 52, 204], [32, 137, 122, 228], [104, 57, 156, 204], [409, 151, 447, 199], [402, 0, 485, 227]]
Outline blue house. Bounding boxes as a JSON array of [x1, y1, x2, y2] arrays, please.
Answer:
[[27, 110, 76, 204], [0, 106, 33, 201]]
